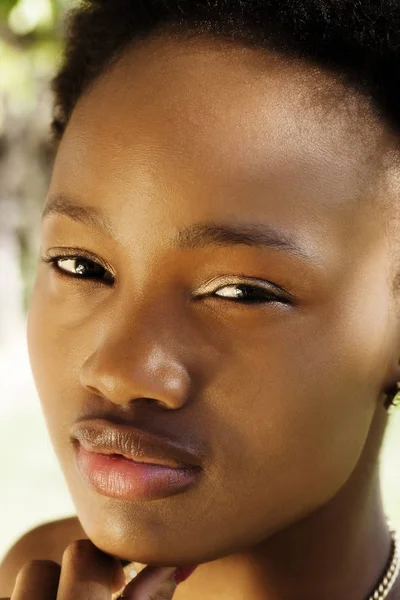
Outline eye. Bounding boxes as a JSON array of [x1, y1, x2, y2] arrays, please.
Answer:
[[212, 283, 290, 305], [41, 253, 115, 284]]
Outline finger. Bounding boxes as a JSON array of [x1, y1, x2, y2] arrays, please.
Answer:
[[56, 539, 119, 600], [112, 561, 130, 594], [10, 560, 61, 600], [120, 565, 178, 600]]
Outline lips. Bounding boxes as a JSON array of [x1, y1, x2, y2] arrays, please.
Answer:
[[70, 418, 204, 470]]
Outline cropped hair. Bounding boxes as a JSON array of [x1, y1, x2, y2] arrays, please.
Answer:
[[51, 0, 400, 143]]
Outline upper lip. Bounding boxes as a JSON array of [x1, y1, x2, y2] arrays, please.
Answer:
[[71, 419, 203, 470]]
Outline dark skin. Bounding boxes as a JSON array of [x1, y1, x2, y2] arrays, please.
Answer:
[[23, 32, 400, 599]]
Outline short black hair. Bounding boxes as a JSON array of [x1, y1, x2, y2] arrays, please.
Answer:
[[51, 0, 400, 144]]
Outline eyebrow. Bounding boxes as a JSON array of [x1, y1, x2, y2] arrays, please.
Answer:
[[42, 193, 317, 264], [42, 194, 115, 238]]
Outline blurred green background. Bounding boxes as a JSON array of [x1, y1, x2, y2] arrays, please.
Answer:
[[0, 0, 400, 564]]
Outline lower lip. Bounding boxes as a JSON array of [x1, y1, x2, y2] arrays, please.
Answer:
[[74, 445, 201, 501]]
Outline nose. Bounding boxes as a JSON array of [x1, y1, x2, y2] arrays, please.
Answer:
[[78, 296, 196, 410]]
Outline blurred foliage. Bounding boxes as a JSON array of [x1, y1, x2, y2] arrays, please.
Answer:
[[0, 0, 76, 35], [0, 0, 78, 118], [0, 0, 81, 311]]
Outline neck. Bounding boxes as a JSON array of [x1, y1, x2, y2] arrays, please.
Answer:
[[179, 406, 397, 600]]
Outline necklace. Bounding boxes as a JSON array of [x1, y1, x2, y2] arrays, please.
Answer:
[[367, 520, 399, 600]]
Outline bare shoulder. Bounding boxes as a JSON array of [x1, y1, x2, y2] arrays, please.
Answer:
[[0, 516, 87, 597]]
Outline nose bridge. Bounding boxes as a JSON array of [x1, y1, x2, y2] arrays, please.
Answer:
[[79, 292, 196, 408]]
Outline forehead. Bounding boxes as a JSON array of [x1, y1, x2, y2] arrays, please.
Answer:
[[58, 33, 384, 191], [52, 33, 387, 245]]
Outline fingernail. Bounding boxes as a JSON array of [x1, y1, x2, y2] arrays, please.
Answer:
[[172, 565, 198, 585]]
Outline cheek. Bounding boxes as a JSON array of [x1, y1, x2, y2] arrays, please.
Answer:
[[26, 276, 79, 431], [27, 267, 98, 378], [209, 306, 380, 537], [213, 363, 373, 526], [27, 279, 51, 400]]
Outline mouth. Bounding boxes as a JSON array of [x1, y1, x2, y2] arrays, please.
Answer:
[[74, 444, 202, 501], [70, 418, 204, 501], [70, 418, 204, 470]]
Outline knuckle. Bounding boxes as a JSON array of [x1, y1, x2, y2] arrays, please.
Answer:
[[19, 559, 60, 573], [61, 538, 113, 571], [16, 559, 60, 579], [62, 538, 94, 560]]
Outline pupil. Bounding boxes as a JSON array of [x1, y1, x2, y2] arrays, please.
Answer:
[[73, 258, 114, 283], [75, 261, 87, 275], [236, 285, 252, 298], [76, 259, 99, 276]]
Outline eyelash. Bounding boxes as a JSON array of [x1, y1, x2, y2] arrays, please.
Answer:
[[40, 253, 292, 306]]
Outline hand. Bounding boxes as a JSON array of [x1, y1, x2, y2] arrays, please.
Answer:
[[2, 539, 197, 600]]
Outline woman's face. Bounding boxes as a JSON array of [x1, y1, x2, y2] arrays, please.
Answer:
[[27, 34, 399, 565]]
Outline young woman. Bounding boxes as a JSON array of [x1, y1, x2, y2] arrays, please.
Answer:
[[1, 0, 400, 598]]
